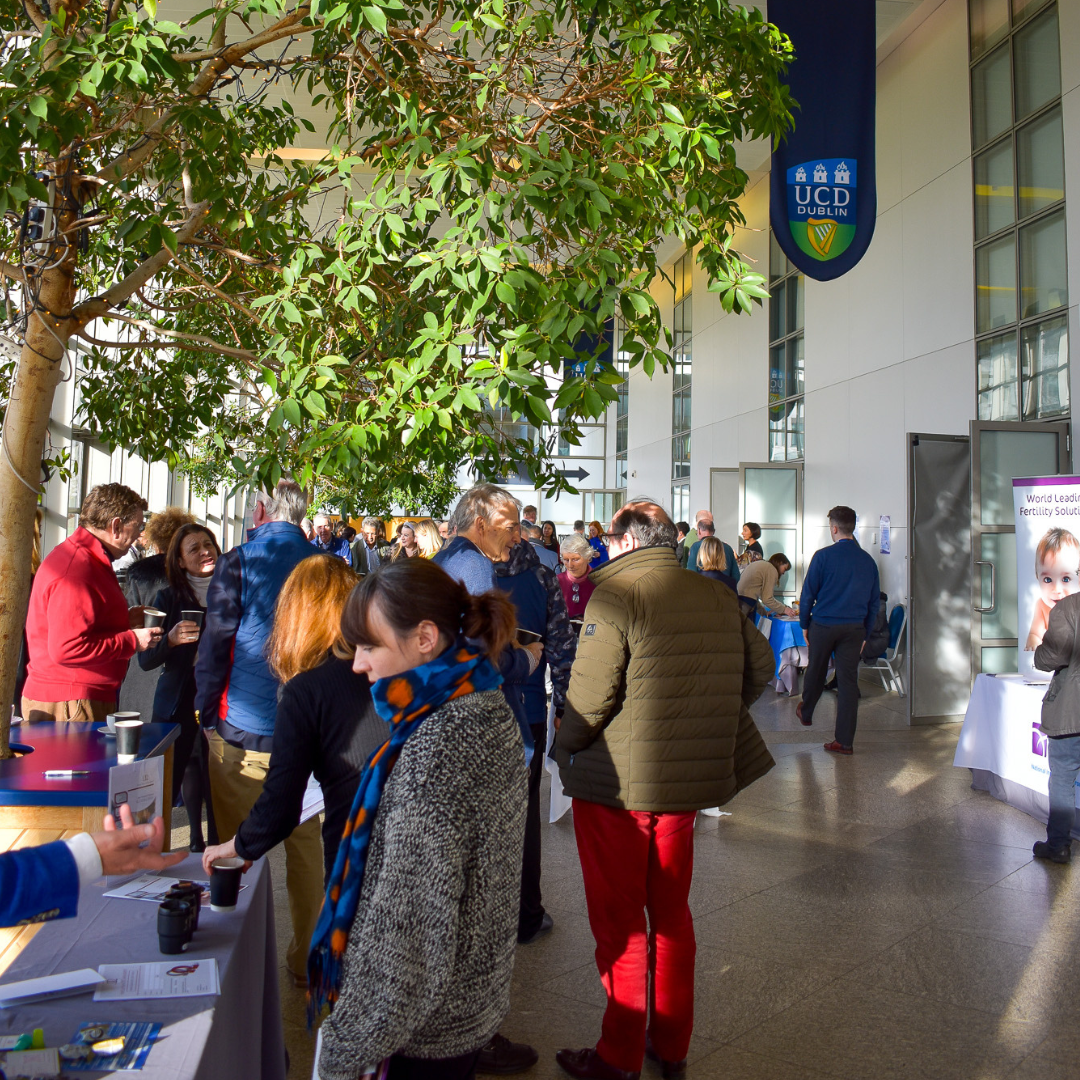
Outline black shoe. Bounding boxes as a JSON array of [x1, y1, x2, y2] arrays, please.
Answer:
[[824, 678, 838, 693], [556, 1048, 639, 1080], [189, 839, 205, 853], [645, 1035, 687, 1079], [518, 912, 554, 945], [1033, 840, 1071, 864], [477, 1033, 539, 1075]]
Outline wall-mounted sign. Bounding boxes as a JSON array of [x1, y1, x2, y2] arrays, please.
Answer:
[[769, 0, 877, 281]]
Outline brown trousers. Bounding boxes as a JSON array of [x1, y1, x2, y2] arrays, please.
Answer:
[[21, 697, 115, 724]]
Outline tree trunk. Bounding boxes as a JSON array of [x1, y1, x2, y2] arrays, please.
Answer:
[[0, 241, 77, 757]]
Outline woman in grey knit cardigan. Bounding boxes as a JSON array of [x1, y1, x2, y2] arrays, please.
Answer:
[[314, 559, 529, 1080]]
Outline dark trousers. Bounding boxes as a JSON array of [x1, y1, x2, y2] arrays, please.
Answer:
[[519, 721, 547, 938], [156, 684, 217, 849], [387, 1050, 480, 1079], [802, 622, 864, 746], [1046, 733, 1080, 847]]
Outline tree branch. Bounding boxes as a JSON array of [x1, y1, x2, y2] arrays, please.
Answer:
[[70, 200, 211, 326], [75, 321, 257, 363]]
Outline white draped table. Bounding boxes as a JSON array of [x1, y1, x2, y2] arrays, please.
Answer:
[[953, 672, 1080, 833]]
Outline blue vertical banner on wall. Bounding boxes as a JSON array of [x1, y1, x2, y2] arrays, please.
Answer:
[[769, 0, 877, 281]]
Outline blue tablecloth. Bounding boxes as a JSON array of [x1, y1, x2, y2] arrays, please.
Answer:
[[763, 617, 807, 678]]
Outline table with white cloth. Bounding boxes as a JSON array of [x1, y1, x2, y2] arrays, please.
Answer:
[[761, 617, 808, 695], [0, 853, 286, 1080], [953, 672, 1080, 835]]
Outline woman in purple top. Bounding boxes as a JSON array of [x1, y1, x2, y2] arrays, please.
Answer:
[[558, 534, 597, 628]]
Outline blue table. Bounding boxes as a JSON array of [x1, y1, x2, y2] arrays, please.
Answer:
[[0, 720, 179, 834], [766, 617, 807, 677]]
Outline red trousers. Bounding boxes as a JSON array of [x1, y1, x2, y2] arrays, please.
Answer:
[[573, 799, 697, 1072]]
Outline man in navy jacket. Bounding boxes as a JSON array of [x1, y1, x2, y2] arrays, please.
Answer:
[[797, 505, 881, 754], [194, 479, 323, 984], [0, 805, 182, 928]]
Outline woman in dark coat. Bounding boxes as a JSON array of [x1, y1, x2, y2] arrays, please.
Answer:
[[138, 523, 219, 851]]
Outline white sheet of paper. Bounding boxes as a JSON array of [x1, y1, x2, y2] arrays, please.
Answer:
[[0, 968, 105, 1009], [107, 756, 164, 828], [0, 1048, 60, 1075], [94, 959, 220, 1001], [103, 872, 247, 904], [300, 776, 324, 824]]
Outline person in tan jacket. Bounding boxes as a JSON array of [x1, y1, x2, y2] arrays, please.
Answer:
[[736, 553, 795, 617], [553, 501, 774, 1080]]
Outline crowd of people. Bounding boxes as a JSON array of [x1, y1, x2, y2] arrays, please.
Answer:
[[5, 478, 904, 1079]]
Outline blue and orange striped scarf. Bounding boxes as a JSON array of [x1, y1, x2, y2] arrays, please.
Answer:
[[306, 640, 502, 1023]]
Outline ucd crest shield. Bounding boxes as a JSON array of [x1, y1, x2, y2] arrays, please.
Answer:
[[786, 158, 858, 263]]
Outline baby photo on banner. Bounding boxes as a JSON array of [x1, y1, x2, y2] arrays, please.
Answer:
[[1013, 475, 1080, 678]]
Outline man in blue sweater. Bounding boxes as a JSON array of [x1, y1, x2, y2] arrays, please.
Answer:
[[797, 505, 881, 754]]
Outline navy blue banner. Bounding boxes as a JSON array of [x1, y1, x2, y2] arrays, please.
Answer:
[[769, 0, 877, 281]]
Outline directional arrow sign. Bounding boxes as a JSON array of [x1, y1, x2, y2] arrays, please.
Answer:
[[558, 466, 591, 482]]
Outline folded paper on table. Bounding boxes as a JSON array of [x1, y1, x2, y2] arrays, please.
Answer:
[[0, 969, 105, 1009]]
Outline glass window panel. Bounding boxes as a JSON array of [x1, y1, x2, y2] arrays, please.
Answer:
[[976, 234, 1017, 332], [672, 388, 691, 433], [672, 434, 690, 479], [770, 280, 787, 341], [671, 483, 689, 523], [981, 646, 1018, 673], [974, 138, 1015, 239], [980, 532, 1018, 639], [683, 293, 692, 334], [788, 398, 805, 461], [979, 428, 1061, 524], [1014, 8, 1060, 121], [769, 232, 791, 280], [977, 332, 1019, 421], [787, 337, 805, 398], [790, 274, 804, 332], [1017, 107, 1064, 219], [1021, 314, 1069, 419], [745, 466, 798, 525], [1019, 208, 1067, 318], [970, 0, 1010, 59], [1012, 0, 1052, 23], [972, 45, 1012, 149], [769, 345, 786, 403]]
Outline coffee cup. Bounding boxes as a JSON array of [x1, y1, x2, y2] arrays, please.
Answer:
[[107, 710, 139, 734], [180, 610, 204, 629], [157, 898, 193, 954], [166, 883, 204, 931], [517, 627, 543, 646], [115, 719, 143, 762], [142, 608, 166, 628], [209, 858, 244, 912]]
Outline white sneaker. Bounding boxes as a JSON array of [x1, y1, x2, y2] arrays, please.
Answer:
[[699, 807, 726, 818]]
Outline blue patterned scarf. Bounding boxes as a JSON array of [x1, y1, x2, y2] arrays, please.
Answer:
[[306, 640, 502, 1023]]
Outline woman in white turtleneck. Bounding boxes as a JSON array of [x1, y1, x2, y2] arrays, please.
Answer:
[[138, 524, 221, 851]]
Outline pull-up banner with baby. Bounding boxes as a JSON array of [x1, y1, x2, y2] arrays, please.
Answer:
[[1014, 476, 1080, 678], [768, 0, 877, 281]]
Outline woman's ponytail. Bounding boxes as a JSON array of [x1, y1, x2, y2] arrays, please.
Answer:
[[461, 585, 516, 660]]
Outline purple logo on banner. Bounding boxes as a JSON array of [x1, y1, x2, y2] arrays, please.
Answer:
[[1032, 722, 1049, 758]]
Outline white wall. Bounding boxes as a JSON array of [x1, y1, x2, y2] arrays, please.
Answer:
[[624, 0, 978, 609]]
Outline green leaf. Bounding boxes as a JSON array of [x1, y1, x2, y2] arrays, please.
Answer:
[[362, 5, 388, 33]]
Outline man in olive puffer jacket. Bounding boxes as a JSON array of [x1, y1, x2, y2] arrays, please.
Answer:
[[553, 500, 775, 1080]]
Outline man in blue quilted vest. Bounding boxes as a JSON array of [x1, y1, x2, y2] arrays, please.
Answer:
[[195, 479, 323, 986]]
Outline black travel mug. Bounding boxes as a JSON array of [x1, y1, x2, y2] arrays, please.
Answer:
[[157, 898, 193, 954]]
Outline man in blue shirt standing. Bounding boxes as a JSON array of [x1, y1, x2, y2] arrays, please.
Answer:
[[310, 512, 352, 564], [797, 505, 880, 755]]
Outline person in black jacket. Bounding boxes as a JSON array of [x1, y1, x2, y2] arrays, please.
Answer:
[[199, 555, 388, 888], [139, 523, 220, 851]]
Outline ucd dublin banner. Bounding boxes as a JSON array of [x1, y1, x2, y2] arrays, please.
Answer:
[[769, 0, 877, 281]]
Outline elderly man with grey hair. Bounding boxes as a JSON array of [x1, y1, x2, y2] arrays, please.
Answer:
[[350, 515, 392, 575], [433, 483, 543, 1076], [310, 511, 352, 564], [194, 479, 325, 986]]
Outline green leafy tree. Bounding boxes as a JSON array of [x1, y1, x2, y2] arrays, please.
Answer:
[[0, 0, 791, 754]]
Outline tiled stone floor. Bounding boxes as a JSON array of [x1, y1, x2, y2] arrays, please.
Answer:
[[175, 680, 1079, 1079]]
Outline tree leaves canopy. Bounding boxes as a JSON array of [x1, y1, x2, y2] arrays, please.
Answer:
[[0, 0, 792, 501]]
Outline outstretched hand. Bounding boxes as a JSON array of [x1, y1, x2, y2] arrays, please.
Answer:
[[94, 804, 186, 875]]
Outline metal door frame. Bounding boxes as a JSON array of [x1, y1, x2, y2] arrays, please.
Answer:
[[739, 461, 804, 601], [970, 419, 1070, 681]]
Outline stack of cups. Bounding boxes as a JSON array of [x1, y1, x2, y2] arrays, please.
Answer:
[[157, 883, 205, 954]]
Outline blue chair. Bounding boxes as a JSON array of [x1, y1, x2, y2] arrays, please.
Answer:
[[860, 604, 907, 697]]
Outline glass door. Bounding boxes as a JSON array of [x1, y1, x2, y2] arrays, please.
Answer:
[[970, 419, 1069, 678], [740, 462, 803, 603]]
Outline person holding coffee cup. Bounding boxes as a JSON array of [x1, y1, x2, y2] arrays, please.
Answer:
[[138, 524, 221, 851]]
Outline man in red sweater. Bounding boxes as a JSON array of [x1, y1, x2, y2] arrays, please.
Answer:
[[22, 484, 164, 723]]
